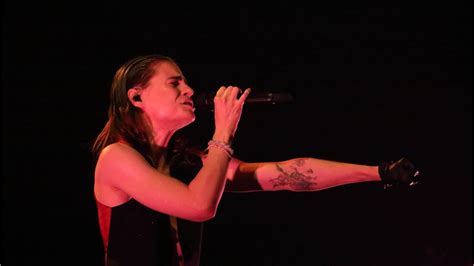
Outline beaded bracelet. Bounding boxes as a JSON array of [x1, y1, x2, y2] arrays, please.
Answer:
[[204, 139, 234, 158]]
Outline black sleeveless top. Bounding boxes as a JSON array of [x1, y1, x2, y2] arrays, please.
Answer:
[[97, 150, 204, 266]]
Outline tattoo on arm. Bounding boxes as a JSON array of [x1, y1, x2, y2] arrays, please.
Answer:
[[269, 159, 317, 190]]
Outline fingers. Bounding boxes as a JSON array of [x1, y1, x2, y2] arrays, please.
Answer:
[[212, 86, 251, 140], [237, 88, 251, 104], [215, 86, 226, 97], [215, 86, 233, 99], [222, 86, 233, 99], [229, 86, 240, 100], [214, 86, 239, 102], [215, 86, 250, 103]]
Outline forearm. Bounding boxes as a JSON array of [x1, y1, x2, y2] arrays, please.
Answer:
[[186, 83, 248, 214], [240, 157, 380, 192], [188, 145, 230, 215]]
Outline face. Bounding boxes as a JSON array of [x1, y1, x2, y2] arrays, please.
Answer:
[[138, 61, 195, 131]]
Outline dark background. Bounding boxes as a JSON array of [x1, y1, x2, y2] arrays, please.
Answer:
[[2, 2, 471, 265]]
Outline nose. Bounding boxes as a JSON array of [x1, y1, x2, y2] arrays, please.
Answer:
[[181, 83, 194, 97]]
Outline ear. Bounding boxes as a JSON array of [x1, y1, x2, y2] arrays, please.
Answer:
[[127, 87, 144, 108]]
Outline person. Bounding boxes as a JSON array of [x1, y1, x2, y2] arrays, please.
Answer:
[[92, 54, 419, 266]]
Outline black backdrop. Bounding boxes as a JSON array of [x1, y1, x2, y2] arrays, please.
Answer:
[[2, 2, 472, 265]]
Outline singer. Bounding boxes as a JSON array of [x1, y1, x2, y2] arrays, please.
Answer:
[[92, 54, 419, 266]]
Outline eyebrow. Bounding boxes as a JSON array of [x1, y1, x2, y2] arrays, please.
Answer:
[[167, 75, 188, 83]]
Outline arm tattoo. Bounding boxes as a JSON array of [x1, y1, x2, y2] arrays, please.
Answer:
[[269, 159, 318, 190]]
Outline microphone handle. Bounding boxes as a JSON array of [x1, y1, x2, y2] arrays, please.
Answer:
[[195, 91, 294, 109], [245, 92, 294, 104]]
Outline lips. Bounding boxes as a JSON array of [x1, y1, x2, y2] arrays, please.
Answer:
[[181, 101, 194, 107], [180, 100, 195, 111], [182, 101, 194, 107]]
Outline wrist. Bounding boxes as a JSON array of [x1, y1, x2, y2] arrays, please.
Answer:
[[212, 132, 233, 145], [205, 139, 234, 159]]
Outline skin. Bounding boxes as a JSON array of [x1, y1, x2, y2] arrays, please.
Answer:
[[95, 61, 251, 222], [94, 61, 381, 223]]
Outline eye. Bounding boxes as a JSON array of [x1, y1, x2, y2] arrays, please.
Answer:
[[170, 81, 180, 87]]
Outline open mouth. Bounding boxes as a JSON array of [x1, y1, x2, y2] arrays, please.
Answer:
[[181, 101, 195, 110]]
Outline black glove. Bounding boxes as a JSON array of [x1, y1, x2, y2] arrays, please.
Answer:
[[378, 157, 420, 189]]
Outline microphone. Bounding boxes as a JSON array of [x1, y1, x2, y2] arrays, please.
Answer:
[[195, 91, 295, 110]]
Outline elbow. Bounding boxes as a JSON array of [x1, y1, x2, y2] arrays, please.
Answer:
[[199, 211, 217, 222], [187, 190, 220, 221], [201, 206, 217, 221], [199, 204, 218, 221], [190, 206, 216, 222]]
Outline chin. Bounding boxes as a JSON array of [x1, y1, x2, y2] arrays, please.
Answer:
[[178, 114, 196, 129]]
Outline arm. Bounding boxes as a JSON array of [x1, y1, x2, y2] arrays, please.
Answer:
[[224, 157, 380, 192], [94, 86, 251, 222], [95, 142, 231, 222]]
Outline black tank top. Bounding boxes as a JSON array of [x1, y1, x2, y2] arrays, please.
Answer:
[[97, 150, 204, 266], [97, 199, 203, 266]]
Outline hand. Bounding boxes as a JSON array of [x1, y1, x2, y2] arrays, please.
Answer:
[[379, 157, 420, 189], [212, 86, 251, 144]]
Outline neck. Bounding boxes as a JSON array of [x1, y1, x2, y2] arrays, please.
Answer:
[[148, 116, 182, 148], [152, 128, 176, 148], [150, 126, 177, 172]]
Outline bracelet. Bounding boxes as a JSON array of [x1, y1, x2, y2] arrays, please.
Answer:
[[204, 140, 234, 158]]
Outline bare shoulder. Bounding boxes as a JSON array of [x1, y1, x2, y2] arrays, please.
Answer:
[[96, 143, 148, 171], [94, 142, 149, 206], [99, 142, 141, 160], [96, 142, 148, 179]]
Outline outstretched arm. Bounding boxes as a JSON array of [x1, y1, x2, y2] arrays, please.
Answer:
[[224, 157, 381, 192]]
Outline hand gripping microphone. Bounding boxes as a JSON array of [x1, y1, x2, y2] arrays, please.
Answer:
[[195, 90, 295, 111]]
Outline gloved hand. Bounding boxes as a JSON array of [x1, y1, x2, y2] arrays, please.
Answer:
[[378, 157, 420, 189]]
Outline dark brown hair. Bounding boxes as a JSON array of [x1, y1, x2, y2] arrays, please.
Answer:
[[92, 54, 177, 164]]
